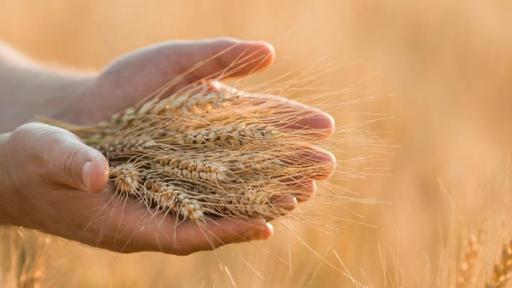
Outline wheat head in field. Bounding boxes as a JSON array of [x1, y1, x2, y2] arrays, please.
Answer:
[[0, 228, 47, 288], [48, 76, 334, 232]]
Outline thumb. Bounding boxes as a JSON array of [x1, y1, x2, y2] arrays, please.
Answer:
[[15, 123, 109, 192]]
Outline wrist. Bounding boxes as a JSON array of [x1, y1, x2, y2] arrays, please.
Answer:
[[43, 72, 97, 124], [0, 48, 98, 131]]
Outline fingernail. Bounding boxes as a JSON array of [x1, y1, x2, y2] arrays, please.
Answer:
[[81, 161, 92, 191], [282, 196, 298, 211], [247, 223, 273, 240], [274, 195, 297, 211]]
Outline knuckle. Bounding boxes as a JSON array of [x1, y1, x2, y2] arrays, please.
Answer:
[[12, 122, 34, 135], [14, 122, 46, 132], [10, 122, 89, 186], [11, 122, 44, 142], [11, 122, 77, 145], [7, 123, 52, 165]]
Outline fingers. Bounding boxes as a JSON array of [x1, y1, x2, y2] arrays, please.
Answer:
[[100, 38, 275, 103], [280, 145, 337, 180], [255, 94, 335, 138], [276, 145, 334, 205], [271, 194, 298, 210], [11, 123, 109, 192], [265, 194, 299, 221], [172, 37, 275, 80], [217, 86, 335, 139], [171, 218, 272, 255], [298, 146, 337, 180], [118, 210, 272, 255], [94, 192, 273, 255], [291, 180, 317, 203]]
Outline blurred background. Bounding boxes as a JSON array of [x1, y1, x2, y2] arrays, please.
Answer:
[[2, 0, 512, 287]]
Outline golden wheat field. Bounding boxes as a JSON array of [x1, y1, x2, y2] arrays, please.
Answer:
[[3, 0, 512, 287]]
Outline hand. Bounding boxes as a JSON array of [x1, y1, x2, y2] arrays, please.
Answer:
[[0, 123, 279, 255], [0, 38, 335, 254]]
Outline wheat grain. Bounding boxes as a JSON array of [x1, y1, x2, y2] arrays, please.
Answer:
[[95, 137, 156, 157]]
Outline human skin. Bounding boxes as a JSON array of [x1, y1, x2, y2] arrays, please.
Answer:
[[0, 38, 335, 255]]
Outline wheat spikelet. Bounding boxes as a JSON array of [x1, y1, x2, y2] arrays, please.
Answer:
[[144, 176, 205, 221], [154, 154, 228, 174], [0, 228, 47, 288], [169, 123, 278, 148], [109, 163, 141, 197], [168, 81, 243, 115], [487, 240, 512, 288], [95, 137, 156, 157], [96, 81, 244, 134], [152, 162, 228, 182], [231, 155, 285, 173]]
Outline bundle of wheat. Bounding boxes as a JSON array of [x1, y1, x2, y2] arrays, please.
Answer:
[[56, 81, 333, 223]]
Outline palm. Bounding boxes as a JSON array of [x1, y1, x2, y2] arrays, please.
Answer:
[[59, 185, 261, 254]]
